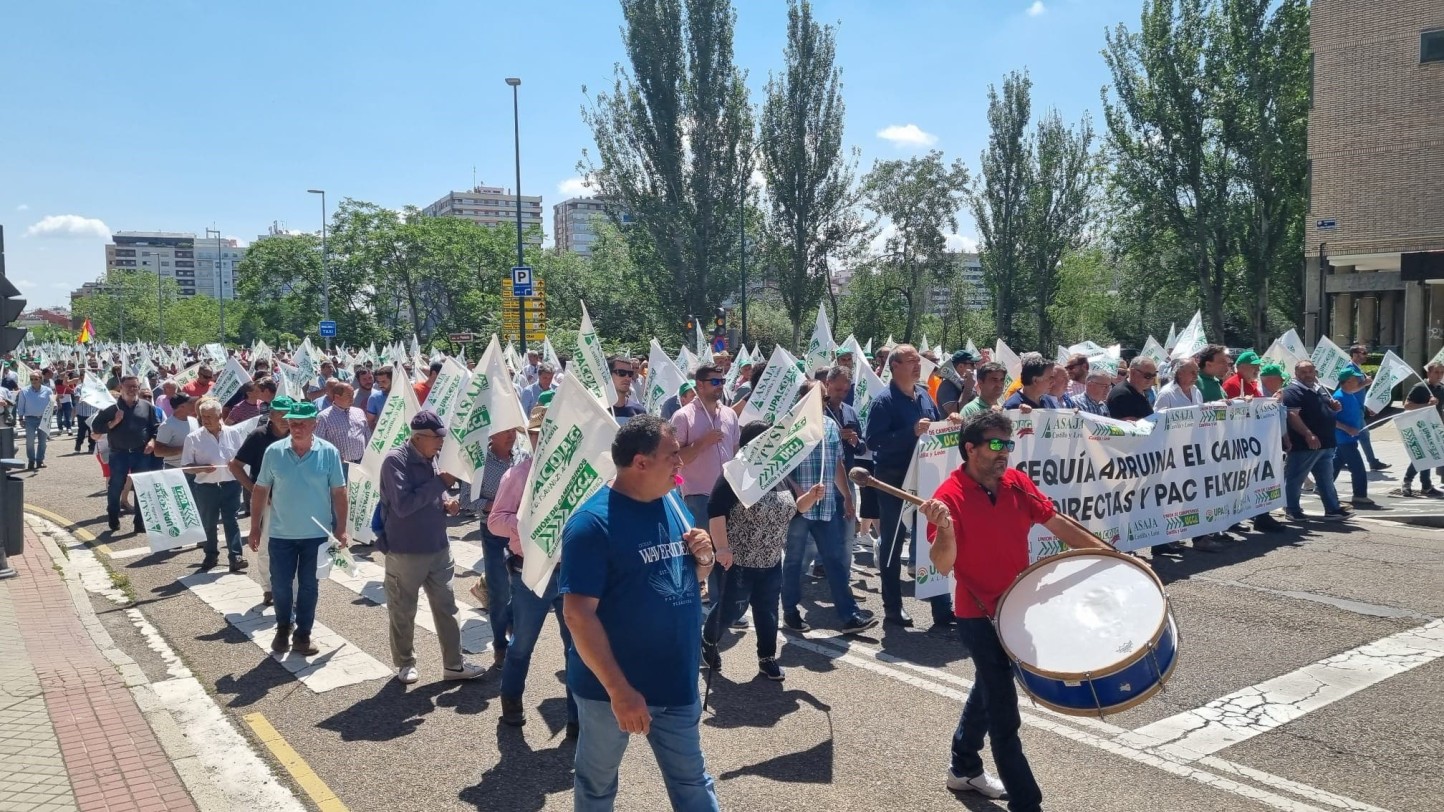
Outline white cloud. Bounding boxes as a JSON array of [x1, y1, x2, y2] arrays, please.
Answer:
[[224, 235, 251, 248], [15, 280, 36, 290], [557, 176, 592, 198], [1027, 1, 1046, 16], [946, 234, 980, 253], [877, 124, 938, 148], [25, 214, 111, 240], [16, 204, 28, 211]]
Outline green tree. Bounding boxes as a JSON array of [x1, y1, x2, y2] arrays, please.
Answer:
[[971, 71, 1034, 347], [70, 270, 183, 344], [836, 262, 913, 350], [1024, 109, 1097, 350], [581, 0, 755, 323], [758, 0, 867, 348], [859, 152, 969, 343]]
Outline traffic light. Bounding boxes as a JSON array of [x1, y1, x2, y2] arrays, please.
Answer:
[[712, 307, 727, 352], [685, 314, 697, 333], [0, 227, 25, 355]]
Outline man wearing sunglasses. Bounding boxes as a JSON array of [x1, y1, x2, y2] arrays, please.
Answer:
[[672, 364, 739, 536], [1107, 356, 1157, 422], [921, 409, 1112, 806], [182, 365, 215, 398], [607, 356, 646, 423], [1063, 353, 1090, 399]]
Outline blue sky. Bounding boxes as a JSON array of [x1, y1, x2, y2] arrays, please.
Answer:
[[2, 0, 1143, 309]]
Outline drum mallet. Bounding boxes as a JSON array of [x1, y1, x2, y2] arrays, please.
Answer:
[[843, 468, 947, 569]]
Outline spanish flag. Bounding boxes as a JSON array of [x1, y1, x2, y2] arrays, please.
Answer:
[[78, 318, 94, 344]]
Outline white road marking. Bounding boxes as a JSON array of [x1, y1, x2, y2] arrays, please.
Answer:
[[178, 570, 392, 693], [784, 631, 1392, 812], [1117, 618, 1444, 762], [109, 542, 203, 560], [327, 552, 494, 655]]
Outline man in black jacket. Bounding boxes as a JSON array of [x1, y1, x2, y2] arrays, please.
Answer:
[[90, 375, 161, 533]]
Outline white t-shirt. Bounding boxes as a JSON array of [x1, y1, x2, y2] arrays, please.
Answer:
[[1153, 382, 1204, 411]]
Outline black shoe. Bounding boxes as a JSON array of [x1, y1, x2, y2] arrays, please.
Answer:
[[229, 559, 249, 573], [841, 613, 879, 634], [1370, 460, 1391, 471], [758, 657, 785, 681], [36, 461, 45, 469], [565, 721, 579, 740], [782, 611, 810, 632], [199, 558, 219, 571], [931, 614, 958, 630], [271, 626, 292, 654], [108, 515, 120, 532], [132, 523, 145, 536], [884, 610, 914, 628], [809, 564, 825, 580], [1253, 515, 1285, 532], [500, 695, 526, 727], [701, 641, 722, 671], [291, 633, 319, 656], [262, 591, 274, 607]]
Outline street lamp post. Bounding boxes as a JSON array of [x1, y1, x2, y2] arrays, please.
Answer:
[[155, 253, 164, 345], [307, 189, 330, 350], [506, 77, 527, 353], [205, 227, 225, 342], [740, 173, 748, 347]]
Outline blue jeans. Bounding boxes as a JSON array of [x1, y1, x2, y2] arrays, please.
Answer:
[[1358, 429, 1379, 465], [573, 697, 719, 812], [193, 480, 243, 563], [58, 402, 73, 432], [106, 449, 149, 520], [502, 569, 577, 722], [480, 528, 512, 649], [703, 563, 781, 659], [782, 512, 860, 623], [23, 416, 47, 463], [269, 536, 325, 636], [1332, 443, 1368, 499], [952, 619, 1042, 812], [1284, 449, 1341, 514]]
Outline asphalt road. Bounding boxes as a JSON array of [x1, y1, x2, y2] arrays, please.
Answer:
[[14, 424, 1442, 812]]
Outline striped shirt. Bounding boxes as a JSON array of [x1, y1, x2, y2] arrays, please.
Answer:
[[227, 399, 263, 426], [316, 405, 369, 462], [791, 418, 843, 522]]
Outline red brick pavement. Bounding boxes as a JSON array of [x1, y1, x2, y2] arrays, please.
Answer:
[[10, 525, 197, 812]]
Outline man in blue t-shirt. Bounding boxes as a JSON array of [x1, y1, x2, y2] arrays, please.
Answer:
[[1331, 367, 1373, 507], [560, 415, 721, 812]]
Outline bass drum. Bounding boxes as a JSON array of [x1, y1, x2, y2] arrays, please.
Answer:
[[993, 549, 1178, 717]]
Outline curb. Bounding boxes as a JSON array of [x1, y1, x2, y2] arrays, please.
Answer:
[[25, 513, 307, 812]]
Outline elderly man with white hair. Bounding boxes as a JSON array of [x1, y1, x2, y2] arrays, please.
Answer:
[[180, 397, 248, 572]]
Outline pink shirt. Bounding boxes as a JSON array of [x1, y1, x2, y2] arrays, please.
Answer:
[[487, 457, 533, 557], [670, 399, 740, 497]]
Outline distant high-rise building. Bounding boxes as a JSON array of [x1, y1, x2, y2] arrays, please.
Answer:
[[423, 185, 543, 245], [553, 196, 631, 257], [101, 231, 244, 301]]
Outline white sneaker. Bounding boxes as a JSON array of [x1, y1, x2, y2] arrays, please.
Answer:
[[443, 662, 487, 681], [946, 769, 1007, 799], [396, 666, 420, 684]]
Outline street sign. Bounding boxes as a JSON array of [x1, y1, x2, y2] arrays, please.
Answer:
[[319, 320, 337, 338], [511, 265, 533, 297], [447, 332, 475, 344], [1316, 219, 1338, 231]]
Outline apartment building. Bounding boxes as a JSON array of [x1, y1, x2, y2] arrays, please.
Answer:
[[422, 185, 543, 245]]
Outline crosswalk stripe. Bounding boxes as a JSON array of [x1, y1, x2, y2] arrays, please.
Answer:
[[178, 570, 392, 693], [327, 552, 495, 655]]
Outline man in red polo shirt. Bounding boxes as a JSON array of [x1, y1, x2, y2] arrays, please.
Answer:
[[919, 410, 1110, 809], [1223, 350, 1263, 399]]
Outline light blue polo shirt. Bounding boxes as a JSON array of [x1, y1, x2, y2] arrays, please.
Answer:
[[255, 435, 345, 539]]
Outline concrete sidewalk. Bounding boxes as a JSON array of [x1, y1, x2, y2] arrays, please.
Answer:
[[0, 516, 305, 812]]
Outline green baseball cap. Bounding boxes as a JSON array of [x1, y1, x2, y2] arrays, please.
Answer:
[[678, 381, 695, 396], [538, 390, 555, 407], [1336, 366, 1365, 383], [284, 400, 319, 420], [1235, 350, 1261, 367], [269, 395, 295, 412], [1260, 363, 1286, 379]]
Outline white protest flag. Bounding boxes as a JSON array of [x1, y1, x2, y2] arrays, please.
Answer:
[[1170, 311, 1207, 361], [723, 385, 826, 508], [252, 339, 272, 362], [541, 338, 560, 371], [572, 302, 619, 408], [1394, 406, 1444, 471], [131, 468, 208, 552], [38, 395, 55, 438], [438, 337, 527, 487], [1262, 328, 1309, 373], [1364, 351, 1414, 413], [210, 356, 253, 407], [517, 377, 619, 595], [864, 337, 873, 357], [421, 356, 471, 424], [202, 343, 227, 365], [739, 345, 807, 426], [410, 334, 422, 360], [723, 344, 750, 397], [853, 355, 887, 430], [80, 372, 116, 410], [994, 339, 1022, 391], [504, 341, 522, 374], [919, 353, 937, 387], [273, 363, 305, 401], [920, 334, 930, 358], [1163, 322, 1178, 354], [294, 338, 318, 381], [1140, 336, 1168, 367], [1310, 336, 1352, 389], [805, 302, 836, 371], [883, 335, 897, 350], [644, 340, 687, 417], [1431, 345, 1444, 369], [677, 346, 701, 376], [693, 320, 714, 367], [173, 361, 203, 391]]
